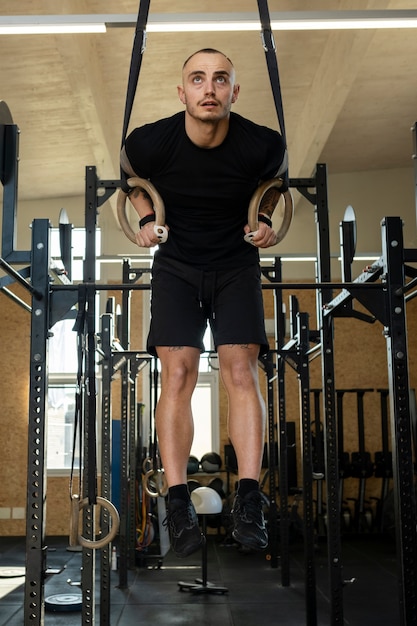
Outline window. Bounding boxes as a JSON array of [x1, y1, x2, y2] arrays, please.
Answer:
[[47, 315, 79, 472], [50, 227, 101, 281], [47, 227, 101, 471], [190, 373, 219, 460], [47, 384, 79, 470]]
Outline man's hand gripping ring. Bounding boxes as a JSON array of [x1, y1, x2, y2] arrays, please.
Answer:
[[117, 177, 168, 244], [244, 178, 293, 245]]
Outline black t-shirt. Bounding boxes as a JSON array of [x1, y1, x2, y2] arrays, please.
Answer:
[[124, 111, 287, 270]]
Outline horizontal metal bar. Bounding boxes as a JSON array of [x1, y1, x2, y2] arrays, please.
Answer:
[[0, 257, 41, 298], [0, 286, 32, 312], [51, 281, 385, 292]]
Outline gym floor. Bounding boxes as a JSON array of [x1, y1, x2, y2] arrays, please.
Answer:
[[0, 533, 399, 626]]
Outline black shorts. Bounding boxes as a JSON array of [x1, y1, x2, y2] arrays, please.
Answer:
[[147, 257, 269, 357]]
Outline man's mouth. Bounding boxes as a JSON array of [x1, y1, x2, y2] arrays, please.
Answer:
[[201, 100, 218, 107]]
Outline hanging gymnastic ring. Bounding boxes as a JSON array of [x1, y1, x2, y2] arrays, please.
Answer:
[[244, 178, 293, 245], [117, 177, 168, 245], [143, 468, 168, 498], [142, 457, 154, 474], [69, 494, 120, 550]]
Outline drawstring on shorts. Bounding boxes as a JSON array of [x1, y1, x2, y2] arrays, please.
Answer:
[[198, 269, 217, 320]]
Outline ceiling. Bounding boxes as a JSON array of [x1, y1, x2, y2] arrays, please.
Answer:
[[1, 0, 417, 227]]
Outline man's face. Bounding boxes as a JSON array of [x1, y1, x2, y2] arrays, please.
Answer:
[[178, 52, 240, 122]]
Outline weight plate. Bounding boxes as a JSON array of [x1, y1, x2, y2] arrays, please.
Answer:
[[45, 593, 82, 612], [0, 566, 25, 578]]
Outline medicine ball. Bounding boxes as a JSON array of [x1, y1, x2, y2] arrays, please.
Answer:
[[187, 455, 200, 475], [200, 452, 222, 473], [208, 477, 225, 499], [187, 479, 201, 493]]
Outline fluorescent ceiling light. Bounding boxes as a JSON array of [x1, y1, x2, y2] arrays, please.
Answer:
[[1, 25, 106, 34], [1, 11, 417, 34], [0, 17, 106, 34], [144, 12, 417, 32]]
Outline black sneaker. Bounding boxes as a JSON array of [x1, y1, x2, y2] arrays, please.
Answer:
[[231, 491, 268, 550], [164, 499, 205, 558]]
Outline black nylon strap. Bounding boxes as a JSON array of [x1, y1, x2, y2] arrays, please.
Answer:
[[86, 286, 97, 505], [256, 0, 288, 185], [72, 284, 98, 505], [121, 0, 151, 149]]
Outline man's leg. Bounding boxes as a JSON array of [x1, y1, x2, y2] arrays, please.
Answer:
[[217, 343, 268, 549], [155, 345, 200, 486], [156, 345, 205, 557]]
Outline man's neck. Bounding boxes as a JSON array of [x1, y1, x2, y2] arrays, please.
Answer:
[[184, 114, 230, 148]]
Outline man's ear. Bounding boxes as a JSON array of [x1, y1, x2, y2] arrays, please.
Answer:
[[177, 85, 186, 104], [231, 83, 240, 104]]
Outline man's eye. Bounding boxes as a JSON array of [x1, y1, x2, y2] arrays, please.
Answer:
[[193, 76, 202, 83]]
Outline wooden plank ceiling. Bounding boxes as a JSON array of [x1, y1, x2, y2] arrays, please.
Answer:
[[1, 0, 416, 221]]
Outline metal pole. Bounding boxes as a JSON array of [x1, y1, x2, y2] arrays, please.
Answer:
[[315, 164, 344, 625], [23, 219, 50, 626], [381, 216, 417, 626], [100, 313, 113, 626], [297, 311, 318, 626]]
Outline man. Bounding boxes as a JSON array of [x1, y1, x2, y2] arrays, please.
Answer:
[[121, 48, 288, 557]]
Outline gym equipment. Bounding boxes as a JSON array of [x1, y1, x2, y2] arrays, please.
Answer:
[[244, 178, 293, 245], [336, 391, 353, 531], [0, 566, 25, 577], [311, 390, 326, 538], [116, 175, 168, 245], [187, 455, 200, 475], [68, 288, 121, 551], [200, 452, 222, 473], [69, 495, 120, 550], [373, 389, 393, 533], [141, 362, 168, 498], [187, 479, 201, 493], [178, 487, 228, 594], [208, 477, 226, 499], [142, 456, 168, 498], [45, 593, 82, 613], [346, 389, 375, 533], [0, 100, 13, 124]]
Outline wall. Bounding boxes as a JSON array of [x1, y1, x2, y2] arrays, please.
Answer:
[[0, 165, 416, 535]]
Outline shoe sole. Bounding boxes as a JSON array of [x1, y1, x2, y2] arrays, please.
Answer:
[[172, 535, 206, 558], [231, 529, 268, 551]]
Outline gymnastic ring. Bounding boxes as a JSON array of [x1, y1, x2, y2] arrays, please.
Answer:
[[69, 494, 120, 550], [143, 468, 168, 498], [244, 178, 293, 245], [142, 457, 154, 474], [117, 177, 168, 245]]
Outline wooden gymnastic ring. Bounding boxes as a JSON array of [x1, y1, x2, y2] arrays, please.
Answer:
[[117, 177, 167, 245], [245, 178, 293, 245], [142, 457, 154, 474], [69, 495, 120, 550], [143, 468, 168, 498]]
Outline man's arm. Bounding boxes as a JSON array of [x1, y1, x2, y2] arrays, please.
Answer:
[[128, 186, 154, 220], [258, 187, 282, 220], [128, 187, 161, 248]]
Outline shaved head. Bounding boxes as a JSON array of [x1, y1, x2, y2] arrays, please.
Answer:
[[183, 48, 234, 70]]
